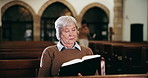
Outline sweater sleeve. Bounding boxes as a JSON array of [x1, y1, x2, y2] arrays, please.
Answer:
[[38, 47, 53, 77]]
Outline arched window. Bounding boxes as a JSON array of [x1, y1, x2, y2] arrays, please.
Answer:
[[82, 7, 109, 40], [2, 5, 33, 41]]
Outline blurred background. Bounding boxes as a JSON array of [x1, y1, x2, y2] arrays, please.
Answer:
[[0, 0, 147, 42]]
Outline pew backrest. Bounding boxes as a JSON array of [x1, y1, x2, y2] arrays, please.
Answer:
[[0, 52, 42, 59], [0, 59, 40, 77]]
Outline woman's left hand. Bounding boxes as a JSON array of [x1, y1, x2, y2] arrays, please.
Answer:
[[78, 73, 83, 76]]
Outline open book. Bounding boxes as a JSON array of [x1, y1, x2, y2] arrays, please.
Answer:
[[58, 55, 101, 76]]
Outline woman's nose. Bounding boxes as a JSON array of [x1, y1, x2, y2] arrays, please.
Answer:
[[69, 31, 74, 36]]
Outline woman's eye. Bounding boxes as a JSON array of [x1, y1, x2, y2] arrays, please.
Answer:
[[65, 30, 69, 33], [72, 28, 76, 31]]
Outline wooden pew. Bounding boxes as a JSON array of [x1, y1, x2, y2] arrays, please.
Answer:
[[0, 41, 55, 49], [89, 40, 148, 59], [0, 41, 54, 60], [0, 41, 55, 54], [0, 41, 55, 53], [89, 41, 115, 74], [41, 74, 148, 78], [111, 42, 148, 74], [110, 44, 125, 74], [141, 47, 148, 73], [0, 48, 43, 52], [89, 42, 104, 55], [89, 40, 148, 74], [0, 52, 42, 60], [122, 45, 146, 74], [0, 59, 40, 77]]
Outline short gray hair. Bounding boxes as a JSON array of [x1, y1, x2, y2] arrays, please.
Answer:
[[55, 16, 78, 40]]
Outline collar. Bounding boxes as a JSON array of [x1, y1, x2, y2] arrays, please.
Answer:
[[57, 41, 81, 51]]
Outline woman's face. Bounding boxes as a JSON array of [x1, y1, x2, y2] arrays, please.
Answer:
[[60, 23, 78, 45]]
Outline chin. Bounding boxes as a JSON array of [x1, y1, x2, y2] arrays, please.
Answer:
[[69, 41, 75, 43]]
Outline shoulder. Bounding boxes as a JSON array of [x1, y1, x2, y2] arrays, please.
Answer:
[[44, 45, 57, 50], [42, 45, 57, 54], [80, 46, 93, 54]]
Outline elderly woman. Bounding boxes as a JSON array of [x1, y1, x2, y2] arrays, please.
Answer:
[[38, 16, 95, 77]]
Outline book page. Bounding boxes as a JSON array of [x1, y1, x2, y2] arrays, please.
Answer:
[[82, 55, 101, 61], [61, 55, 100, 67], [61, 59, 82, 67]]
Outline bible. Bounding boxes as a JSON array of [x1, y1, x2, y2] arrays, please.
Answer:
[[58, 55, 101, 76]]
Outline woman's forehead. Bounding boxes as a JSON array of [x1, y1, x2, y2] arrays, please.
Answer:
[[63, 23, 76, 28], [63, 22, 75, 26]]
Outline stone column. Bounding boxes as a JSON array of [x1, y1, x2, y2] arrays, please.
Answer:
[[33, 15, 40, 41], [113, 0, 123, 41], [0, 26, 2, 41]]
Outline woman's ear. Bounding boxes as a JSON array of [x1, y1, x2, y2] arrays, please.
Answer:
[[77, 31, 79, 34]]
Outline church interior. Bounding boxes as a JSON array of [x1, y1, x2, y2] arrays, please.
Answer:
[[0, 0, 148, 77]]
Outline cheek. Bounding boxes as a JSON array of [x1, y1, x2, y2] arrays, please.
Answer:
[[74, 32, 78, 37], [74, 33, 78, 40], [61, 34, 68, 39]]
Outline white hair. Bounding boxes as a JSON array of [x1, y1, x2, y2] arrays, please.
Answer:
[[55, 16, 78, 40]]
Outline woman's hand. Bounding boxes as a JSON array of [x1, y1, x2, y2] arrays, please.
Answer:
[[78, 73, 83, 76]]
